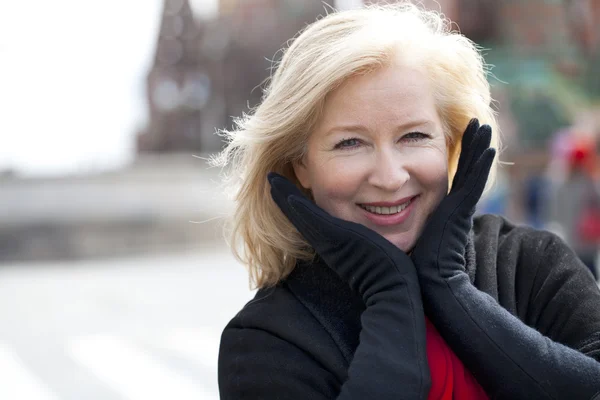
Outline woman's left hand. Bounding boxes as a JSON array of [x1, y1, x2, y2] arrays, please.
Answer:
[[411, 118, 494, 286]]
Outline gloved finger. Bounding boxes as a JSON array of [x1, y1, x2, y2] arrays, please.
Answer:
[[287, 193, 340, 244], [453, 123, 492, 192], [268, 172, 329, 242], [268, 172, 303, 220], [452, 118, 479, 190], [459, 147, 496, 213], [268, 172, 304, 198], [462, 124, 492, 184], [269, 172, 358, 245], [288, 194, 382, 247], [472, 124, 492, 160]]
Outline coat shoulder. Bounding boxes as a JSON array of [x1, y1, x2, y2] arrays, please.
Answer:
[[473, 214, 600, 353], [224, 284, 313, 332], [218, 284, 346, 399], [473, 213, 566, 264], [471, 213, 579, 315], [474, 213, 557, 246], [220, 281, 348, 378]]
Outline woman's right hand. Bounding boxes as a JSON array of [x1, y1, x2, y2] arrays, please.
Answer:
[[268, 172, 416, 303], [268, 172, 431, 399]]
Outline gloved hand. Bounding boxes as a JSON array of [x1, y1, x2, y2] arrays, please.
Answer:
[[269, 172, 430, 400], [412, 118, 495, 286], [411, 119, 600, 399]]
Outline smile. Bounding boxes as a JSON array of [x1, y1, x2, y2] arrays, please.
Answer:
[[359, 200, 412, 215], [358, 195, 419, 226]]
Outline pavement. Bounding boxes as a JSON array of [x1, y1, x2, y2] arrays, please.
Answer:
[[0, 245, 255, 400]]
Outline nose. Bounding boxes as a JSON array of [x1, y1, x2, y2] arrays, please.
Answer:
[[367, 149, 410, 192]]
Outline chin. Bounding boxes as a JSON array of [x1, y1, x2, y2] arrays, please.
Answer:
[[385, 234, 415, 253]]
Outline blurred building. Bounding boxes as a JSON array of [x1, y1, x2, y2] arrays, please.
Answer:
[[370, 0, 597, 58], [137, 0, 324, 153], [138, 0, 208, 153]]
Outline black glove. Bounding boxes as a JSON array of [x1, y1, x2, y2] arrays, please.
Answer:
[[412, 118, 495, 286], [411, 119, 600, 399], [269, 172, 430, 400]]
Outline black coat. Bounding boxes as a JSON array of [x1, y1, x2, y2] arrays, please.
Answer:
[[218, 214, 600, 399]]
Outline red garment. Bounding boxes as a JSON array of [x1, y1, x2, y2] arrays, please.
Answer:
[[425, 317, 489, 400]]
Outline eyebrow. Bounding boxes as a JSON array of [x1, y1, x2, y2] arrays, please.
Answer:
[[323, 119, 435, 137]]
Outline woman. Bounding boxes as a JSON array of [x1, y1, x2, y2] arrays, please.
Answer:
[[214, 3, 600, 399]]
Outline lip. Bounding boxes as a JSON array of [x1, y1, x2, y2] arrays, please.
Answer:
[[360, 195, 416, 207], [359, 195, 419, 226]]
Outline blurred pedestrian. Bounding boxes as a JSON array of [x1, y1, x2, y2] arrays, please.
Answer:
[[214, 3, 600, 399], [547, 130, 600, 279]]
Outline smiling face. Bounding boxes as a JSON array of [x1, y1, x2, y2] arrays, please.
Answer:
[[293, 63, 449, 251]]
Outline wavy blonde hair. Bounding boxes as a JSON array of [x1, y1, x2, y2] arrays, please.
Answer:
[[211, 2, 500, 289]]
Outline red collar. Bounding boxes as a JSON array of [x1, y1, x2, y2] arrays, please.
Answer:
[[425, 317, 488, 400]]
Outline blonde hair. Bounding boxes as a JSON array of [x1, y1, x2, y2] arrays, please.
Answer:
[[211, 2, 501, 289]]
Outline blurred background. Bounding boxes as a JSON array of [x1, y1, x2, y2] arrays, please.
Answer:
[[1, 0, 599, 398]]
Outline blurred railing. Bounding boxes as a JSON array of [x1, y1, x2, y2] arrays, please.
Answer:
[[0, 154, 231, 262]]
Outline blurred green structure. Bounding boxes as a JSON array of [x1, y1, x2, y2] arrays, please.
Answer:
[[478, 0, 600, 150]]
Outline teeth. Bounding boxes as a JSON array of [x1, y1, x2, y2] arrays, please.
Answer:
[[361, 199, 412, 215]]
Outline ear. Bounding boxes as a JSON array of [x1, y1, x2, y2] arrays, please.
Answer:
[[292, 157, 311, 190]]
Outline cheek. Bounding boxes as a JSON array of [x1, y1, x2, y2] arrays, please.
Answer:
[[408, 146, 448, 191], [419, 150, 449, 198], [310, 159, 365, 212]]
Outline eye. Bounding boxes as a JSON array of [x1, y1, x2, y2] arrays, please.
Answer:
[[402, 131, 431, 142], [334, 137, 362, 150]]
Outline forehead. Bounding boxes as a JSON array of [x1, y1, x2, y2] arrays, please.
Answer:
[[319, 64, 441, 130]]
